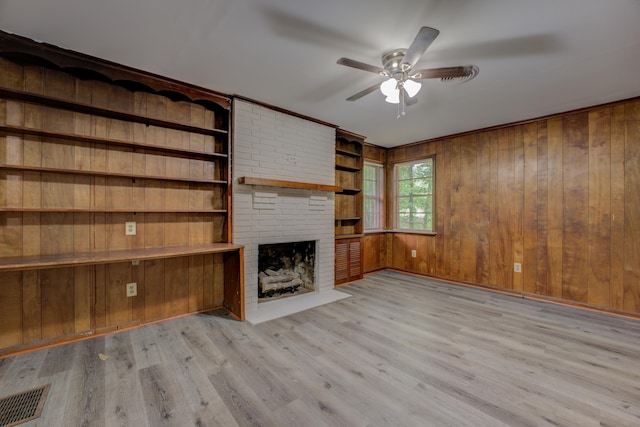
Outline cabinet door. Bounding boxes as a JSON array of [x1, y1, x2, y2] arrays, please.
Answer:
[[335, 237, 363, 285], [348, 239, 362, 282], [335, 240, 349, 285]]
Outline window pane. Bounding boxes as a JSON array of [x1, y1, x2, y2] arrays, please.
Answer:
[[394, 158, 434, 231], [364, 162, 384, 231]]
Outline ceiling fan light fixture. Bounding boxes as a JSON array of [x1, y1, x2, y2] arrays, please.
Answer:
[[385, 94, 400, 104], [380, 78, 398, 98], [404, 79, 422, 97], [380, 77, 421, 104]]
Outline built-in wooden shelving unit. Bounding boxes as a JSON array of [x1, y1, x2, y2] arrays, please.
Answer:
[[335, 129, 365, 285], [0, 30, 244, 357]]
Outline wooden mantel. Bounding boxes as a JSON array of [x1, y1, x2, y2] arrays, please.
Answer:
[[238, 177, 343, 192]]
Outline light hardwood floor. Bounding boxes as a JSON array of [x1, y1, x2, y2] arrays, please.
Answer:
[[2, 270, 640, 426]]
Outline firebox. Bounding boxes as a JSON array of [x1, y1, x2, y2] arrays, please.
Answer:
[[258, 240, 316, 301]]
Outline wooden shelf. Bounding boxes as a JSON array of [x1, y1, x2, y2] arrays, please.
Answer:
[[0, 207, 227, 213], [0, 243, 243, 272], [0, 164, 227, 185], [0, 125, 228, 160], [339, 188, 361, 195], [335, 233, 364, 239], [0, 87, 228, 137], [336, 164, 361, 172], [336, 217, 361, 222], [239, 176, 343, 192], [336, 148, 361, 157]]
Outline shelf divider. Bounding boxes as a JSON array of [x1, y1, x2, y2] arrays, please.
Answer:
[[0, 243, 244, 272]]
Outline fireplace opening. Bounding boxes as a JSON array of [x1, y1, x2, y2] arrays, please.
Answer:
[[258, 240, 316, 302]]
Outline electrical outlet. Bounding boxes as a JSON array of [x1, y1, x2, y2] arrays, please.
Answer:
[[514, 262, 522, 273], [126, 282, 137, 297], [125, 221, 136, 236], [411, 249, 417, 258]]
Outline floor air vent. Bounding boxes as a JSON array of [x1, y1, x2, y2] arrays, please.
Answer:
[[0, 384, 50, 427]]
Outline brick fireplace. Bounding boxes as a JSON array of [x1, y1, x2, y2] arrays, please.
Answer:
[[232, 100, 349, 323]]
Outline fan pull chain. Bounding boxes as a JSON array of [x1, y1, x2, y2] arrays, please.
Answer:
[[398, 83, 406, 118]]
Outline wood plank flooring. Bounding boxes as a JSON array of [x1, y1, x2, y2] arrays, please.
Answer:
[[2, 270, 640, 426]]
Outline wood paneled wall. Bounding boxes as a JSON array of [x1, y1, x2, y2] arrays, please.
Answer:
[[364, 98, 640, 316], [0, 254, 226, 350]]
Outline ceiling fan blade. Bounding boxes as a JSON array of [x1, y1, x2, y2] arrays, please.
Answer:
[[346, 83, 380, 101], [411, 65, 479, 80], [259, 5, 375, 51], [337, 58, 386, 75], [401, 27, 440, 69]]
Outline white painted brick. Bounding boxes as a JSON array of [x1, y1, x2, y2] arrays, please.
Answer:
[[233, 99, 337, 315]]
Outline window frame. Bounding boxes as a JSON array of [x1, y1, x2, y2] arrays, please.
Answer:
[[392, 157, 435, 233], [363, 160, 385, 232]]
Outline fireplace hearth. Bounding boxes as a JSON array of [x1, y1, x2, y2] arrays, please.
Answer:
[[258, 241, 315, 301]]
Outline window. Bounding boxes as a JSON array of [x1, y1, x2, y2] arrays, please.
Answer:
[[363, 161, 384, 230], [394, 158, 434, 231]]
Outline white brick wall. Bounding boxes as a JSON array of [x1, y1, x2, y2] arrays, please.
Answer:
[[232, 100, 336, 314]]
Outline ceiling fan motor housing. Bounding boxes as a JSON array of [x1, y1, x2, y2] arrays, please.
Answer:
[[382, 49, 409, 73]]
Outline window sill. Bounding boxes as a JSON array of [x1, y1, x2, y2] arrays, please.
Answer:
[[388, 229, 438, 236], [364, 230, 386, 235]]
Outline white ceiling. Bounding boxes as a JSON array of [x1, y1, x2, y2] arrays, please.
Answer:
[[1, 0, 639, 147]]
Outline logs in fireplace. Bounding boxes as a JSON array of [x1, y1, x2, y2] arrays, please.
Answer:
[[258, 241, 315, 300]]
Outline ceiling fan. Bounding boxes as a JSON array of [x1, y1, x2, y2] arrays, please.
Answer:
[[337, 26, 479, 118]]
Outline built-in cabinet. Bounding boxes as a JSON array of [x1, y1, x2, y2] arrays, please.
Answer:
[[0, 31, 243, 356], [335, 130, 364, 285]]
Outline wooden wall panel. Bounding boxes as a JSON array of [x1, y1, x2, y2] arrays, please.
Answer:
[[435, 140, 451, 277], [104, 262, 133, 327], [188, 255, 205, 312], [384, 97, 640, 316], [623, 103, 640, 313], [203, 254, 216, 308], [497, 128, 516, 289], [0, 272, 23, 348], [165, 257, 190, 317], [213, 253, 225, 308], [40, 267, 75, 339], [546, 118, 564, 299], [144, 259, 166, 321], [74, 265, 93, 333], [447, 138, 463, 279], [364, 143, 387, 163], [22, 270, 42, 343], [561, 113, 589, 303], [362, 233, 386, 272], [486, 130, 501, 287], [459, 135, 479, 282], [535, 122, 549, 296], [587, 109, 612, 307], [512, 126, 525, 292], [475, 133, 491, 284], [609, 105, 626, 310], [522, 123, 538, 294]]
